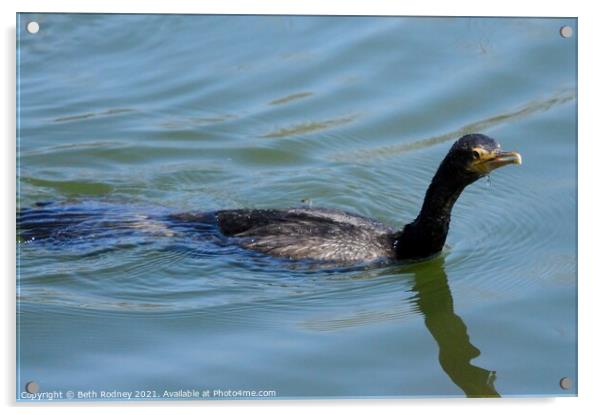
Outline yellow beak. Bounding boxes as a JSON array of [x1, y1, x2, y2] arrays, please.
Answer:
[[470, 150, 522, 174]]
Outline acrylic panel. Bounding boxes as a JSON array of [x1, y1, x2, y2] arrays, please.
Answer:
[[16, 13, 577, 400]]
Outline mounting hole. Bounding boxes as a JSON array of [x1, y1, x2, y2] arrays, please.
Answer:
[[26, 21, 40, 34], [559, 25, 573, 38], [559, 377, 572, 390], [25, 381, 39, 393]]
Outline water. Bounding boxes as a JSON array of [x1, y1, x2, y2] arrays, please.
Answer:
[[16, 14, 577, 399]]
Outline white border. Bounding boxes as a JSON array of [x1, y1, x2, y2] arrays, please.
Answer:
[[3, 0, 600, 414]]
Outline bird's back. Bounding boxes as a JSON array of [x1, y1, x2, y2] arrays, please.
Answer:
[[214, 207, 396, 263]]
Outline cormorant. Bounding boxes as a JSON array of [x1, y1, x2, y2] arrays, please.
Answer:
[[174, 133, 521, 264], [18, 134, 521, 265]]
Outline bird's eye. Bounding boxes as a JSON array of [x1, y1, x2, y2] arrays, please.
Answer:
[[472, 150, 480, 160]]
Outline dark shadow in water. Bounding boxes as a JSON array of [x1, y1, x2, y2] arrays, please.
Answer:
[[407, 257, 499, 397]]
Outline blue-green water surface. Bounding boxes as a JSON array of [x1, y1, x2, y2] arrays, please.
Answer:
[[16, 14, 577, 399]]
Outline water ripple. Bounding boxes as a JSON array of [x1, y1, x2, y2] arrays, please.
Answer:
[[269, 92, 314, 106], [261, 113, 360, 138], [53, 108, 134, 123], [331, 89, 575, 162]]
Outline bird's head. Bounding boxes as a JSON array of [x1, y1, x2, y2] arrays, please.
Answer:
[[441, 134, 522, 182], [395, 133, 522, 260]]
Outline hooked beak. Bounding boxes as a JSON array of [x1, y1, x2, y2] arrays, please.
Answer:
[[469, 150, 522, 175], [485, 151, 522, 170]]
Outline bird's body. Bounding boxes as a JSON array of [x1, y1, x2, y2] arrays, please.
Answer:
[[18, 134, 521, 265], [163, 134, 522, 264], [212, 207, 394, 263]]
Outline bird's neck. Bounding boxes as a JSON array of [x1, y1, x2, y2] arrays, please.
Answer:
[[393, 164, 474, 260]]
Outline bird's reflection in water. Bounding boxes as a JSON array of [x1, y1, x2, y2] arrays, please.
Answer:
[[407, 257, 500, 397]]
